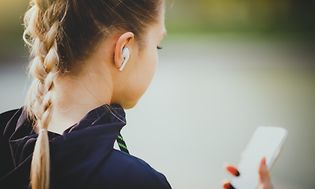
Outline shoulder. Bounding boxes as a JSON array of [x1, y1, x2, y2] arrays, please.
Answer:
[[0, 108, 21, 136], [89, 149, 172, 189], [0, 109, 20, 125], [0, 108, 23, 179]]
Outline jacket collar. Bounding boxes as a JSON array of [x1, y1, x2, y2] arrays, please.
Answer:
[[62, 103, 126, 134], [7, 103, 127, 168]]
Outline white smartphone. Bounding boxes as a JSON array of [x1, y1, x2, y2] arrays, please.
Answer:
[[231, 126, 288, 189]]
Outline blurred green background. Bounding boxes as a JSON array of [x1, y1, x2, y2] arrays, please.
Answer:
[[167, 0, 315, 36], [1, 1, 315, 189], [0, 0, 314, 60]]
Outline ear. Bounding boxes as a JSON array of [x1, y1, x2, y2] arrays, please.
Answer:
[[114, 32, 135, 70]]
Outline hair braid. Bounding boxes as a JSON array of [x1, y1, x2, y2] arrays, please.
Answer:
[[23, 1, 67, 189]]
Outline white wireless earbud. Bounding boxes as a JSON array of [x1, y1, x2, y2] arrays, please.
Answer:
[[119, 47, 130, 71]]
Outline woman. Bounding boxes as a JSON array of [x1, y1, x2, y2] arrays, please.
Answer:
[[0, 0, 273, 188]]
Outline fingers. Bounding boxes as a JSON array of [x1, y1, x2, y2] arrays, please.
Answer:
[[222, 180, 236, 189], [258, 157, 273, 189], [223, 158, 273, 189], [258, 157, 270, 183], [223, 164, 239, 189], [225, 164, 240, 177]]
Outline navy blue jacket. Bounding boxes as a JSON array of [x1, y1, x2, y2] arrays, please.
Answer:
[[0, 104, 172, 189]]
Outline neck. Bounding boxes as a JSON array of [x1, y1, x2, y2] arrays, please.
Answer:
[[48, 67, 113, 135]]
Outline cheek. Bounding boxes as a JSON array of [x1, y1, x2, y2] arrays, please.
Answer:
[[136, 49, 158, 92], [147, 48, 159, 82], [124, 48, 158, 105], [145, 50, 158, 80]]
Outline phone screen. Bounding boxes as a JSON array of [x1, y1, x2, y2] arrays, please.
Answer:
[[231, 127, 288, 189]]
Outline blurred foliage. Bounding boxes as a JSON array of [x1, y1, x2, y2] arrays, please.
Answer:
[[0, 0, 28, 61], [166, 0, 315, 36], [0, 0, 315, 61]]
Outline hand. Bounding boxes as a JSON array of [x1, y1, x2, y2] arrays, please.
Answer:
[[222, 157, 274, 189]]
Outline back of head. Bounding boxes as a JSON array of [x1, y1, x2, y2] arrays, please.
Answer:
[[22, 0, 162, 188]]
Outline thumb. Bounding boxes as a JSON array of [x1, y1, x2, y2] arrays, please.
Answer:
[[258, 157, 271, 184]]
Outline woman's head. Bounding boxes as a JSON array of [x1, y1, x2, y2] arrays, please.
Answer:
[[23, 0, 166, 188]]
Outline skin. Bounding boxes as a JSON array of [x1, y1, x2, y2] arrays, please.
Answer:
[[48, 3, 166, 135], [223, 157, 274, 189], [47, 2, 273, 188]]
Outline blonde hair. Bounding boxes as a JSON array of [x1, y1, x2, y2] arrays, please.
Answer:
[[22, 0, 161, 188], [23, 0, 67, 189]]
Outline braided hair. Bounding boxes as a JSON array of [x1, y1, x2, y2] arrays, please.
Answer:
[[23, 1, 68, 188]]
